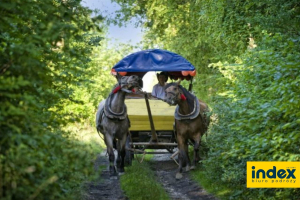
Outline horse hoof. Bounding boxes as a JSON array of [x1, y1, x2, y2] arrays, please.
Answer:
[[190, 166, 196, 170], [110, 176, 118, 180], [119, 172, 125, 176], [118, 168, 125, 173], [176, 173, 183, 179], [186, 166, 190, 172], [109, 171, 118, 178]]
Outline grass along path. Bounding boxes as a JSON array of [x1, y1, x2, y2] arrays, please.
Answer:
[[120, 155, 170, 200], [120, 150, 218, 200]]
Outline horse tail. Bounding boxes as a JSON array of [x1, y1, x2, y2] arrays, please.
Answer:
[[205, 106, 211, 127], [198, 100, 210, 138], [95, 100, 106, 130], [194, 140, 200, 150]]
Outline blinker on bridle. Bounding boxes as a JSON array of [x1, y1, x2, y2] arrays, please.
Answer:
[[166, 91, 186, 101]]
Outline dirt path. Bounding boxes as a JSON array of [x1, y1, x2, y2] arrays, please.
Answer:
[[149, 151, 218, 200], [83, 150, 218, 200], [83, 152, 128, 200]]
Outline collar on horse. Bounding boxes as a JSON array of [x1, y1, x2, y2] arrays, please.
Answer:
[[99, 76, 139, 123], [103, 91, 128, 121], [174, 95, 201, 120]]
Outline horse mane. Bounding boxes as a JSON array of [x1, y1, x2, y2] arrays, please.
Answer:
[[165, 83, 196, 112], [178, 85, 195, 112]]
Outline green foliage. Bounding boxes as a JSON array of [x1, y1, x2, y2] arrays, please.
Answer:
[[52, 45, 118, 125], [112, 0, 300, 199], [112, 0, 300, 100], [191, 169, 232, 199], [0, 0, 111, 199], [120, 159, 170, 200], [204, 33, 300, 199], [1, 130, 98, 200]]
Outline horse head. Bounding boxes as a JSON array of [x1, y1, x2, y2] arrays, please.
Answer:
[[113, 74, 142, 94], [118, 75, 142, 92], [164, 80, 184, 105]]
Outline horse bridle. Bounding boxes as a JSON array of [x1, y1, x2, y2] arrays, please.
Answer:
[[121, 87, 135, 93], [120, 76, 142, 92], [112, 76, 142, 94], [165, 86, 181, 104], [165, 85, 187, 104], [166, 91, 180, 100]]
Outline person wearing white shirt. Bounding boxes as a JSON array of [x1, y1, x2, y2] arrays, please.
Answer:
[[151, 72, 168, 99]]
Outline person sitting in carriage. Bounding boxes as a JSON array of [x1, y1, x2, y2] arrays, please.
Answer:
[[151, 71, 168, 99]]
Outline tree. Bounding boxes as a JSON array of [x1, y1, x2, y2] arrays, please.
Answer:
[[111, 0, 300, 199], [0, 0, 107, 199]]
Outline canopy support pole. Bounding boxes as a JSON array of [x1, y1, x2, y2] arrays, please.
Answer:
[[188, 77, 193, 92]]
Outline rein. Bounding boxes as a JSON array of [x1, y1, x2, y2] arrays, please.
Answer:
[[112, 85, 136, 94]]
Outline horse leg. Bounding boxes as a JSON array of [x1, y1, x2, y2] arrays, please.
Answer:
[[185, 141, 191, 172], [176, 149, 184, 179], [117, 134, 126, 175], [116, 140, 121, 171], [105, 134, 117, 177], [191, 135, 201, 169], [176, 137, 187, 179]]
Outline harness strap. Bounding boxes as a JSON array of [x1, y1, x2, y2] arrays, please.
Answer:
[[104, 92, 127, 120], [174, 97, 201, 120]]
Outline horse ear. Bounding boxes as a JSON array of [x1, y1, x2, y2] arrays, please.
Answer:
[[177, 79, 182, 86], [115, 73, 122, 82]]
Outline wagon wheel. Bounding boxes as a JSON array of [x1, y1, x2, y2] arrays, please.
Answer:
[[125, 134, 133, 166]]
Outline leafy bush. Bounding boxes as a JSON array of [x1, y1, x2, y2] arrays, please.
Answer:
[[1, 130, 99, 200], [203, 33, 300, 199], [109, 0, 300, 199], [0, 0, 109, 199]]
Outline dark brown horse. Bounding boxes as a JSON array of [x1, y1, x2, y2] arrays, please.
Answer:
[[165, 81, 210, 179], [96, 75, 141, 177]]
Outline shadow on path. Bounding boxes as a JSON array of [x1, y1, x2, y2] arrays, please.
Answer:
[[150, 151, 219, 200], [83, 152, 127, 200]]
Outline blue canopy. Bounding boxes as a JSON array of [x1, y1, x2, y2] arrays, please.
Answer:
[[111, 49, 196, 80]]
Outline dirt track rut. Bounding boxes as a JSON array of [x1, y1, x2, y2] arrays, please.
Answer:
[[83, 150, 218, 200], [150, 152, 218, 200], [83, 153, 127, 200]]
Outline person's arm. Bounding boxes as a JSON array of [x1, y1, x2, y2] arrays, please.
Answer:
[[151, 84, 157, 98]]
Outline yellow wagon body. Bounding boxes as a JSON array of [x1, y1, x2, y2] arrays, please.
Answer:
[[125, 98, 176, 131]]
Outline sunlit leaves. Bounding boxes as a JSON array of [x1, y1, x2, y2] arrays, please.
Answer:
[[104, 0, 298, 198], [0, 0, 106, 199], [206, 33, 300, 198]]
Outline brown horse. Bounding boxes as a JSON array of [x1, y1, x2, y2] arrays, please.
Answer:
[[96, 75, 141, 177], [165, 81, 210, 179]]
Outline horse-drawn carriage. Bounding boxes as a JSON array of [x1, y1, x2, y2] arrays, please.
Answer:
[[96, 49, 209, 179]]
